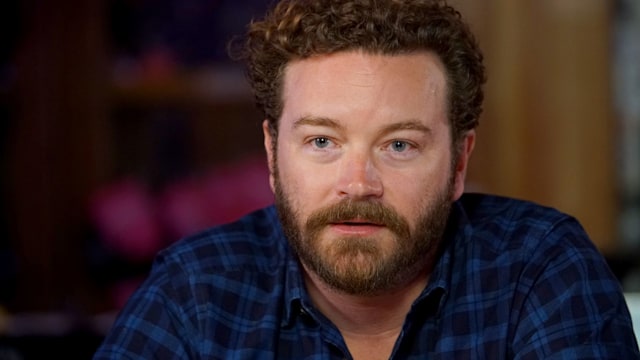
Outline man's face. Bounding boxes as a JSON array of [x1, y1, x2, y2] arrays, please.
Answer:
[[264, 51, 474, 296]]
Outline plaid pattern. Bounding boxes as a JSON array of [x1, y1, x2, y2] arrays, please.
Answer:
[[94, 193, 640, 359]]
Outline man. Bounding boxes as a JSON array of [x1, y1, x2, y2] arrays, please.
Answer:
[[94, 0, 639, 358]]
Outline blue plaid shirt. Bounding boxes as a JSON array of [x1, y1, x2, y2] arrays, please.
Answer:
[[94, 194, 639, 359]]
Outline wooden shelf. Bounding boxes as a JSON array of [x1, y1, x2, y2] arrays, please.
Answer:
[[110, 66, 253, 107]]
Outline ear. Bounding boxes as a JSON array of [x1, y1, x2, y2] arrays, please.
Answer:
[[262, 120, 276, 193], [451, 130, 476, 201]]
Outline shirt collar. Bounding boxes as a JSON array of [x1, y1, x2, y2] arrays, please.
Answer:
[[413, 199, 473, 312], [281, 244, 307, 327]]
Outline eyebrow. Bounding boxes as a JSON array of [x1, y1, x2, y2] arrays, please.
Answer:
[[293, 116, 344, 131], [381, 121, 433, 136], [293, 115, 433, 137]]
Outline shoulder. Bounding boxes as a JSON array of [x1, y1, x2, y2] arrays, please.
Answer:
[[453, 193, 622, 308], [119, 205, 288, 327], [456, 193, 590, 255], [448, 194, 639, 357], [95, 206, 289, 357], [457, 192, 571, 231], [153, 205, 285, 277]]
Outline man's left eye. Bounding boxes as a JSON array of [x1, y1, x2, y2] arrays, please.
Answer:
[[390, 141, 409, 152], [313, 137, 331, 148]]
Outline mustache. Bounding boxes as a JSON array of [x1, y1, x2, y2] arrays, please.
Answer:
[[305, 199, 411, 239]]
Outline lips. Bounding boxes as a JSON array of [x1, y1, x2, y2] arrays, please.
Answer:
[[333, 218, 383, 226], [329, 219, 385, 235]]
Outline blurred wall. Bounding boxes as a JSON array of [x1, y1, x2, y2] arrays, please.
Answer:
[[452, 0, 617, 253]]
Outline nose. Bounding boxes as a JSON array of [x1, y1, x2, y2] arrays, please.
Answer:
[[335, 151, 383, 199]]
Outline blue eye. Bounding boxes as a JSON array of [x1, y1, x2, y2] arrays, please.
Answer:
[[391, 141, 408, 152], [314, 137, 331, 148]]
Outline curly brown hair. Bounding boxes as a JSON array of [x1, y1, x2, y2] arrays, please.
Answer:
[[235, 0, 485, 144]]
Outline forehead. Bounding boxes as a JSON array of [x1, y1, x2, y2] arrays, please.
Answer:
[[284, 50, 446, 89], [280, 51, 449, 128]]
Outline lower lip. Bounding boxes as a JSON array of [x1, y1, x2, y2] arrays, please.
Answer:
[[329, 223, 385, 236]]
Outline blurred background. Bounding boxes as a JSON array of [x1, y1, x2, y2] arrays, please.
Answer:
[[0, 0, 638, 358]]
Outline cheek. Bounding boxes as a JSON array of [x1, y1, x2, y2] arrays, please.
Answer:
[[383, 166, 449, 218], [276, 150, 328, 210], [390, 177, 430, 212]]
